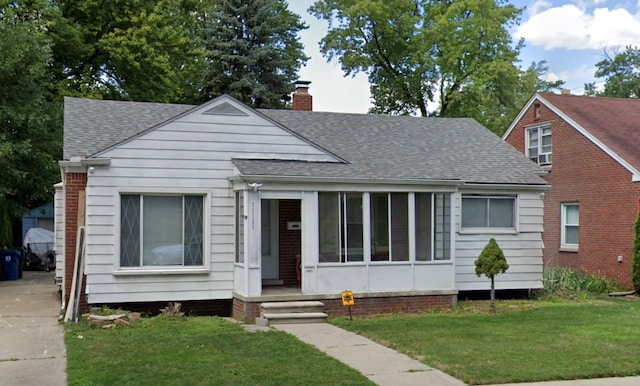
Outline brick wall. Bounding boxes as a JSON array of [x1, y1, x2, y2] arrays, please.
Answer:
[[292, 88, 312, 111], [232, 294, 456, 323], [278, 200, 301, 285], [505, 99, 640, 288], [64, 172, 87, 310]]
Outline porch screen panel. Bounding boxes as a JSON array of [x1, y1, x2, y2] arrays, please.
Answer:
[[415, 193, 432, 261], [143, 196, 182, 265], [184, 195, 203, 266], [370, 193, 389, 261], [434, 194, 451, 260], [319, 193, 339, 262], [343, 193, 363, 262], [120, 195, 140, 267], [390, 193, 409, 261]]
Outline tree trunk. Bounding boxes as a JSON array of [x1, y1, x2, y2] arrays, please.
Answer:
[[490, 277, 496, 313]]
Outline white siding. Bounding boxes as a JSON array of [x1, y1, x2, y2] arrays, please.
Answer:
[[54, 184, 65, 291], [83, 97, 337, 304], [454, 192, 544, 291]]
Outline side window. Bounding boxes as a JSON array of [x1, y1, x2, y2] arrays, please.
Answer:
[[461, 195, 516, 230], [561, 203, 579, 249], [527, 124, 552, 166]]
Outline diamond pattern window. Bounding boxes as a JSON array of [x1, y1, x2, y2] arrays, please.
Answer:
[[120, 194, 204, 267]]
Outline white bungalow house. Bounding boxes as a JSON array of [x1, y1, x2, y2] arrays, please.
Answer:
[[57, 87, 547, 321]]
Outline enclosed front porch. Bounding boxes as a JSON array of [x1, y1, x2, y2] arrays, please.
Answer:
[[231, 186, 460, 321]]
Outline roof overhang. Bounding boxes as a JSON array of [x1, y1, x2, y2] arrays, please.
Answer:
[[229, 174, 464, 191], [59, 157, 111, 173]]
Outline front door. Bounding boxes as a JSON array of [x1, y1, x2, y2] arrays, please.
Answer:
[[261, 200, 278, 280]]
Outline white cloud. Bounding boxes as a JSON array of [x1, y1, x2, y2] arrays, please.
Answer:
[[546, 63, 595, 82], [515, 4, 640, 50]]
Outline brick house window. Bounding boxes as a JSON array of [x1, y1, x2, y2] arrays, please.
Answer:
[[120, 194, 204, 267], [561, 203, 579, 249], [526, 124, 552, 166], [461, 195, 516, 230]]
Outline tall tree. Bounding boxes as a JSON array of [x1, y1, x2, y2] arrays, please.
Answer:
[[585, 46, 640, 99], [310, 0, 562, 134], [0, 1, 61, 246], [48, 0, 206, 103], [200, 0, 309, 108]]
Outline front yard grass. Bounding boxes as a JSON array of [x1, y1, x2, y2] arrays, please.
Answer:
[[65, 316, 373, 386], [332, 298, 640, 385]]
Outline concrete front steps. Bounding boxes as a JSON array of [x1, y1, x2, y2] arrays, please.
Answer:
[[257, 301, 328, 325]]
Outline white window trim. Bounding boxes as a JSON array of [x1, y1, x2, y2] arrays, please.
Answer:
[[114, 189, 211, 275], [560, 202, 579, 250], [459, 195, 519, 234], [526, 123, 552, 166]]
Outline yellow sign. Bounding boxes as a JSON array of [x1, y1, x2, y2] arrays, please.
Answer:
[[341, 291, 355, 306]]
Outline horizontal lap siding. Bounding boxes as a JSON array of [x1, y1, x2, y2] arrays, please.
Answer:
[[83, 107, 333, 304], [455, 192, 544, 290]]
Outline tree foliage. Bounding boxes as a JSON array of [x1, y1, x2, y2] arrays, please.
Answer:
[[475, 238, 509, 312], [0, 0, 311, 245], [199, 0, 309, 108], [0, 1, 61, 246], [585, 46, 640, 99], [310, 0, 563, 134], [48, 0, 206, 103]]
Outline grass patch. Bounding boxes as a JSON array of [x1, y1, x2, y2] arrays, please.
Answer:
[[332, 298, 640, 384], [66, 315, 373, 385]]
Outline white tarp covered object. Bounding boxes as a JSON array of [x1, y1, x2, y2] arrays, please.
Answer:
[[23, 227, 55, 258]]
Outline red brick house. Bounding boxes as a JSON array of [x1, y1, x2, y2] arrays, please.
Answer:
[[503, 92, 640, 288]]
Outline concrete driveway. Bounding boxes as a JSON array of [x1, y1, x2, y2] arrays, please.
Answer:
[[0, 271, 66, 385]]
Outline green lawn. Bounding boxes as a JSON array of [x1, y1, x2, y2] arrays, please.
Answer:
[[65, 296, 640, 385], [65, 316, 373, 386], [332, 298, 640, 385]]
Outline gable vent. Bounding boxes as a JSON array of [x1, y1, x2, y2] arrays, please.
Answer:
[[202, 102, 248, 116]]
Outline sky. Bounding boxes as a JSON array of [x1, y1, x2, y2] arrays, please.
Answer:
[[288, 0, 640, 113]]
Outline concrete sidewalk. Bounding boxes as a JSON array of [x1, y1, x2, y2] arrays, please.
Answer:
[[275, 323, 465, 386], [0, 271, 66, 386], [275, 323, 640, 386]]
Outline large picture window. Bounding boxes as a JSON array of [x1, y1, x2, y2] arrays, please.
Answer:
[[120, 194, 204, 267], [462, 195, 516, 229], [561, 203, 579, 249]]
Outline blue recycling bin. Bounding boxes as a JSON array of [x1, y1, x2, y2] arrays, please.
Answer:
[[0, 250, 20, 281]]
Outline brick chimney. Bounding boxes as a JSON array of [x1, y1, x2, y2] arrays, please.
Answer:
[[292, 81, 312, 111]]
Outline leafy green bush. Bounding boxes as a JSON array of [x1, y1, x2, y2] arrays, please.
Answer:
[[542, 267, 625, 299]]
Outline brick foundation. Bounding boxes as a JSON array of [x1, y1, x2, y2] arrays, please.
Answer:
[[232, 293, 457, 323], [93, 300, 232, 317]]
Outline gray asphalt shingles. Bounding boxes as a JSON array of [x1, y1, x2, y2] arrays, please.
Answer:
[[63, 97, 545, 186]]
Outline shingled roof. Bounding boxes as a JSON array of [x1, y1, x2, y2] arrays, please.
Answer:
[[536, 93, 640, 173], [64, 96, 546, 186]]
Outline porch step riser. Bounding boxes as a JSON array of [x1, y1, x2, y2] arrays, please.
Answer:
[[259, 301, 327, 325], [262, 312, 328, 325]]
